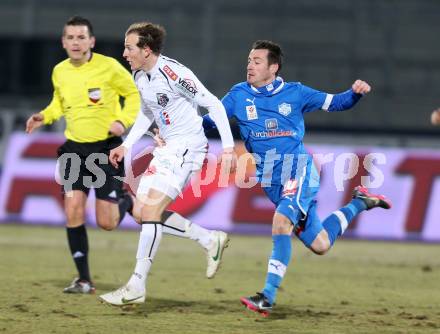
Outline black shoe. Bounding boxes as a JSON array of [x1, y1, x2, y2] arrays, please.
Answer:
[[240, 292, 272, 317], [352, 186, 392, 210]]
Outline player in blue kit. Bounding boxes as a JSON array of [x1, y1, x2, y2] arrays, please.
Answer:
[[202, 40, 392, 316]]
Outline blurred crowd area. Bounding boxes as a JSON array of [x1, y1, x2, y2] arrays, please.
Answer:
[[0, 0, 439, 163]]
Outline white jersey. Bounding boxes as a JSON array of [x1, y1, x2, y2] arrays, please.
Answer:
[[122, 55, 234, 150]]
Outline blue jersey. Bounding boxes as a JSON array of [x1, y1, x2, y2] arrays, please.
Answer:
[[204, 77, 362, 187]]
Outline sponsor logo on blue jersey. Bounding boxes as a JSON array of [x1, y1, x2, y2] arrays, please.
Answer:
[[246, 105, 258, 120], [265, 118, 278, 130], [282, 179, 298, 197], [245, 98, 258, 120], [278, 102, 292, 116], [252, 119, 296, 138]]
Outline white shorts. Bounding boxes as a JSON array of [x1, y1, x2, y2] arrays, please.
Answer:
[[137, 143, 207, 200]]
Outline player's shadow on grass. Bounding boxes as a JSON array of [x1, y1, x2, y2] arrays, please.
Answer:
[[46, 279, 133, 292], [47, 279, 333, 321], [100, 297, 242, 317], [269, 306, 334, 320], [101, 297, 329, 321]]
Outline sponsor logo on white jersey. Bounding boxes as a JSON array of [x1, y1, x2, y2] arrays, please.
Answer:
[[176, 78, 197, 98], [156, 93, 169, 108], [163, 65, 178, 81], [160, 110, 171, 125], [144, 165, 157, 176]]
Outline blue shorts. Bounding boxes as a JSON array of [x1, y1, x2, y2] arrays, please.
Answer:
[[262, 161, 324, 247]]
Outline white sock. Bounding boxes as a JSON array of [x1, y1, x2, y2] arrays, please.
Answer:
[[162, 211, 213, 249], [187, 223, 214, 249], [127, 223, 162, 291]]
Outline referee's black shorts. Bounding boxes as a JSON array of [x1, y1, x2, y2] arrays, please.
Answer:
[[57, 136, 125, 202]]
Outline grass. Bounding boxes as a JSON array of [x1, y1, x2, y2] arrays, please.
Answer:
[[0, 224, 440, 334]]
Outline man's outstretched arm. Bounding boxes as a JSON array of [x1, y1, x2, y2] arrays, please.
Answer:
[[326, 79, 371, 112]]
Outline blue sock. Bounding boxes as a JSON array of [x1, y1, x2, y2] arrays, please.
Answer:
[[262, 234, 292, 305], [322, 198, 367, 246]]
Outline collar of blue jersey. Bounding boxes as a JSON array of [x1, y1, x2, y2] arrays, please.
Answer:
[[250, 76, 284, 96]]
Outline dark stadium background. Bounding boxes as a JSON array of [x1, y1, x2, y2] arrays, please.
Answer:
[[0, 0, 438, 142], [0, 0, 439, 240], [1, 2, 440, 333]]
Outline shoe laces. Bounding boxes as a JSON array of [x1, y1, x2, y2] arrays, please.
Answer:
[[111, 285, 130, 296], [255, 292, 265, 299], [68, 277, 80, 286]]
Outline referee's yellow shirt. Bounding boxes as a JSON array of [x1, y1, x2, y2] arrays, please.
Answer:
[[41, 53, 140, 143]]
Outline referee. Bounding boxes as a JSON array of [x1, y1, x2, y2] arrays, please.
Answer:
[[25, 16, 140, 294]]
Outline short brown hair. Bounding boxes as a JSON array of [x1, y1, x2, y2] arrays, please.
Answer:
[[252, 40, 283, 75], [126, 22, 166, 55], [64, 16, 94, 37]]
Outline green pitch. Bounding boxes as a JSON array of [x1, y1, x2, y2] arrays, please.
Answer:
[[0, 224, 439, 334]]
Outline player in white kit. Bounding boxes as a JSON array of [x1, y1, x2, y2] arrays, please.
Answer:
[[99, 22, 236, 306]]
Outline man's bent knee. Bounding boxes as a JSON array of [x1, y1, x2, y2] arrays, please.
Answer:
[[96, 216, 118, 231], [310, 231, 331, 255], [95, 200, 119, 231]]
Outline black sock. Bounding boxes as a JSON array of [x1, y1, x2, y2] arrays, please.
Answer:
[[66, 225, 91, 282], [118, 192, 133, 224]]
